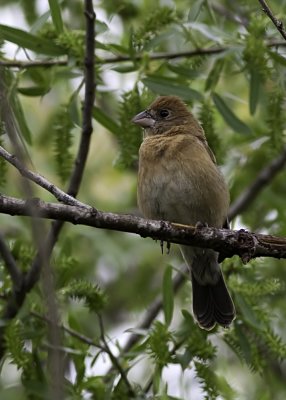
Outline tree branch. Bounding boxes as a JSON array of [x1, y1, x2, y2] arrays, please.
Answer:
[[0, 59, 68, 68], [121, 265, 188, 354], [258, 0, 286, 41], [0, 40, 285, 69], [0, 233, 22, 289], [0, 194, 286, 261], [31, 311, 104, 351], [228, 146, 286, 220], [24, 0, 96, 292], [98, 315, 135, 396], [0, 145, 91, 209], [0, 0, 97, 362]]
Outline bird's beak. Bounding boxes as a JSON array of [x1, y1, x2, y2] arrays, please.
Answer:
[[132, 110, 155, 128]]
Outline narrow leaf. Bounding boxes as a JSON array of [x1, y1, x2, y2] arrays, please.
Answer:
[[30, 10, 51, 34], [93, 106, 121, 136], [235, 294, 262, 329], [163, 265, 174, 326], [143, 75, 203, 101], [249, 70, 260, 115], [111, 64, 138, 73], [268, 50, 286, 67], [0, 24, 65, 55], [167, 63, 200, 79], [234, 323, 252, 365], [48, 0, 64, 33], [205, 59, 224, 92], [17, 86, 50, 97], [188, 0, 205, 21], [104, 43, 130, 54], [11, 94, 32, 144], [212, 93, 251, 134]]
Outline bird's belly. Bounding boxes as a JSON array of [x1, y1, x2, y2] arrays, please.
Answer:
[[138, 168, 196, 223], [138, 162, 226, 227]]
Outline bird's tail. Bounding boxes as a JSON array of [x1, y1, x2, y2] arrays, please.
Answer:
[[191, 271, 235, 330]]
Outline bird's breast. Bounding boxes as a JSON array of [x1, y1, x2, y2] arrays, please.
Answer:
[[137, 134, 229, 227], [137, 135, 195, 221]]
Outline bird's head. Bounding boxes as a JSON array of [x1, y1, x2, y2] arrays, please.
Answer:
[[132, 96, 194, 136]]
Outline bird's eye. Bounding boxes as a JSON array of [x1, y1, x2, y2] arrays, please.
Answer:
[[159, 109, 169, 118]]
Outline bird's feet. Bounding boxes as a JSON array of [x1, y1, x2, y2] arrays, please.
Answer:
[[194, 221, 208, 231], [160, 240, 171, 255]]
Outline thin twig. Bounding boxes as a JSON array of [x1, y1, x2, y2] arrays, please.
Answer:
[[228, 146, 286, 220], [0, 233, 22, 288], [121, 265, 188, 354], [0, 146, 90, 209], [259, 0, 286, 41], [0, 59, 68, 68], [31, 311, 104, 351], [0, 40, 286, 69], [211, 3, 249, 27], [98, 314, 135, 397]]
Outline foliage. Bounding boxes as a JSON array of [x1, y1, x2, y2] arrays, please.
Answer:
[[53, 104, 74, 183], [0, 0, 286, 399]]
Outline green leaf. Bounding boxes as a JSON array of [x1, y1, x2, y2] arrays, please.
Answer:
[[48, 0, 64, 33], [188, 0, 205, 21], [249, 70, 260, 115], [162, 265, 174, 326], [11, 94, 32, 144], [205, 59, 224, 92], [268, 50, 286, 67], [96, 20, 109, 34], [167, 63, 200, 79], [212, 93, 252, 134], [234, 323, 252, 365], [111, 64, 138, 73], [185, 22, 230, 44], [0, 24, 65, 55], [143, 75, 203, 101], [235, 293, 262, 329], [104, 43, 130, 54], [30, 10, 51, 34], [93, 106, 121, 136], [17, 86, 50, 97]]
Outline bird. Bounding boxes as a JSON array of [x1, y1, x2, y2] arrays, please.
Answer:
[[132, 95, 235, 330]]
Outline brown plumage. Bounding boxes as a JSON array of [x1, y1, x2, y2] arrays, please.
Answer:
[[132, 95, 235, 330]]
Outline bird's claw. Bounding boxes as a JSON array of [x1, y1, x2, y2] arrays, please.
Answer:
[[195, 221, 208, 232], [160, 240, 164, 254], [160, 240, 171, 255]]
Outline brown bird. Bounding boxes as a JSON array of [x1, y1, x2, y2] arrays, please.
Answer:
[[132, 95, 235, 330]]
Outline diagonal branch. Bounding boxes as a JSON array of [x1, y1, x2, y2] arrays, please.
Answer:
[[121, 265, 189, 354], [258, 0, 286, 41], [98, 314, 135, 396], [31, 311, 104, 350], [228, 146, 286, 220], [0, 233, 22, 289], [0, 145, 91, 208]]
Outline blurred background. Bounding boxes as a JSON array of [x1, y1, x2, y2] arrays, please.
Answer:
[[0, 0, 286, 399]]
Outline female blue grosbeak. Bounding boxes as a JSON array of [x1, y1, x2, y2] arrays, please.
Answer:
[[132, 96, 235, 330]]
